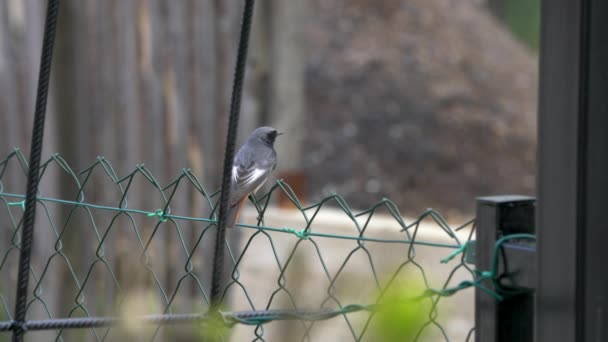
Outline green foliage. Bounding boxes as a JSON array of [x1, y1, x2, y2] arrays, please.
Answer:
[[371, 278, 430, 342], [197, 313, 232, 342], [505, 0, 541, 50]]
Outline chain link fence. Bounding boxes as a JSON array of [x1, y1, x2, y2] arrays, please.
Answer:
[[0, 149, 483, 341]]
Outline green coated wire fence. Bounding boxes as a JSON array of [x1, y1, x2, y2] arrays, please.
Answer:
[[0, 149, 485, 341]]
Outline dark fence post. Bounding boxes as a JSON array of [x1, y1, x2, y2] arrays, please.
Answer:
[[475, 195, 535, 342], [537, 0, 608, 340], [11, 1, 60, 341]]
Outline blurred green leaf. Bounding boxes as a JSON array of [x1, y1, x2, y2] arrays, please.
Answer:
[[370, 277, 430, 342], [505, 0, 541, 50]]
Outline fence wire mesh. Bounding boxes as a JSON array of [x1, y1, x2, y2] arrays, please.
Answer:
[[0, 149, 479, 341]]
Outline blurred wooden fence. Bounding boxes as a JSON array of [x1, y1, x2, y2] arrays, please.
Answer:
[[0, 2, 306, 340]]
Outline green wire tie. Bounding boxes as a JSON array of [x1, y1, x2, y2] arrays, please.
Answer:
[[8, 200, 26, 211], [440, 241, 468, 264], [147, 209, 168, 222], [281, 228, 309, 240], [479, 271, 493, 278], [424, 278, 503, 301], [473, 282, 504, 301], [223, 304, 373, 326]]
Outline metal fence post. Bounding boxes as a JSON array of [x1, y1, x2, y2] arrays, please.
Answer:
[[537, 0, 608, 340], [475, 195, 535, 342], [11, 1, 60, 340]]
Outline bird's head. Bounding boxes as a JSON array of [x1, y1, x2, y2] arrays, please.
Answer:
[[250, 126, 283, 146]]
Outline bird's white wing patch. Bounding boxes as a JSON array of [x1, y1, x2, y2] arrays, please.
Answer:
[[233, 165, 267, 188], [232, 165, 238, 184]]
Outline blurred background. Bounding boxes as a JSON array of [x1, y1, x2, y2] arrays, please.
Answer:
[[0, 0, 539, 341]]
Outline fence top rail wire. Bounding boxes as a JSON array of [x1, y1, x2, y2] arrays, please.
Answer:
[[0, 191, 465, 249], [0, 149, 535, 341]]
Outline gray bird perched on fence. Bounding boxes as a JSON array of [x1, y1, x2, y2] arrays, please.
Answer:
[[226, 126, 282, 228]]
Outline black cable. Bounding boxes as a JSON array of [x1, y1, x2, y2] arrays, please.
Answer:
[[0, 321, 12, 332], [12, 0, 60, 341], [210, 0, 256, 309], [0, 307, 373, 332], [0, 314, 205, 332]]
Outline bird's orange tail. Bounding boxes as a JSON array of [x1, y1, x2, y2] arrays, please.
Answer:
[[225, 197, 247, 228]]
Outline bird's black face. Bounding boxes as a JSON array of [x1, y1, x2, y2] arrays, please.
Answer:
[[251, 126, 283, 146], [266, 130, 279, 144]]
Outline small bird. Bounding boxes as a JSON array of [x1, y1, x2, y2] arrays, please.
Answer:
[[226, 126, 282, 228]]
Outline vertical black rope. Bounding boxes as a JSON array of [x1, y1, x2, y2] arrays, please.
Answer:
[[210, 0, 256, 311], [12, 0, 60, 341]]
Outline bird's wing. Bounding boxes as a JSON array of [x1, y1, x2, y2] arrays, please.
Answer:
[[229, 163, 271, 207]]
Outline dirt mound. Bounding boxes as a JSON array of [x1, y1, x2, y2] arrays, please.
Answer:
[[303, 0, 537, 214]]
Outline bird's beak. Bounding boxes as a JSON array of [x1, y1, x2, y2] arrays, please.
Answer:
[[277, 132, 285, 136]]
